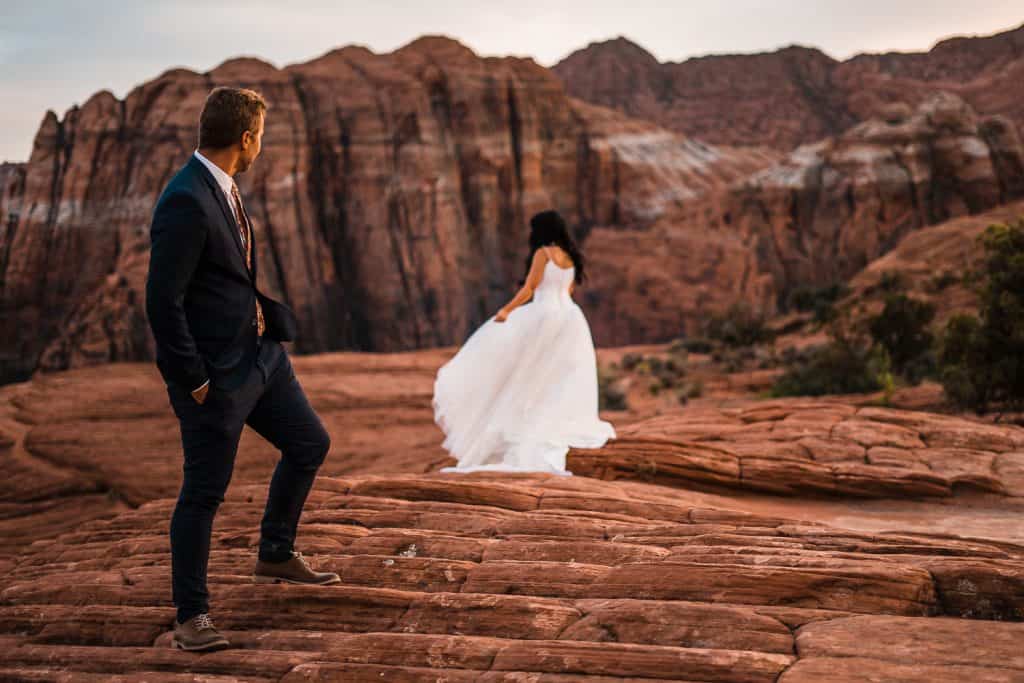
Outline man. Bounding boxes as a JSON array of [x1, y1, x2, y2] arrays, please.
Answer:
[[146, 86, 339, 652]]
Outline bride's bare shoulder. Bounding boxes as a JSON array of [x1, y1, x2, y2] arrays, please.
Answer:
[[547, 245, 572, 268]]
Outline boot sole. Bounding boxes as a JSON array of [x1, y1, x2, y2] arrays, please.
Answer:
[[253, 574, 341, 585], [172, 637, 231, 652]]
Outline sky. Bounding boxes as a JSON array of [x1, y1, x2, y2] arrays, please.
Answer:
[[1, 0, 1022, 162]]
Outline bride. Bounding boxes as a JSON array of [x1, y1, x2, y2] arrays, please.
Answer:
[[433, 209, 616, 475]]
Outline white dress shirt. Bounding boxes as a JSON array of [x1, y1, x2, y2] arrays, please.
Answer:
[[189, 150, 239, 394], [194, 149, 237, 214]]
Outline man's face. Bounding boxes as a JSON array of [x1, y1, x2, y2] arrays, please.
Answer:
[[237, 112, 264, 173]]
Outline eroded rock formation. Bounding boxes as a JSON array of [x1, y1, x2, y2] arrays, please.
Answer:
[[722, 92, 1024, 298], [583, 94, 1024, 344], [0, 38, 771, 385], [2, 351, 1024, 680], [5, 27, 1024, 381], [554, 23, 1024, 150], [842, 201, 1024, 325]]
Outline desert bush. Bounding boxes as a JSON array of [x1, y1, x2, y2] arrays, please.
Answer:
[[620, 353, 642, 371], [771, 305, 893, 398], [773, 270, 948, 395], [666, 339, 690, 362], [713, 346, 757, 373], [868, 293, 936, 383], [704, 303, 773, 347], [629, 354, 687, 394], [598, 366, 629, 411], [672, 337, 715, 354], [675, 380, 704, 405], [786, 283, 849, 323], [613, 351, 689, 400], [878, 270, 906, 293], [926, 270, 960, 293], [938, 220, 1024, 412]]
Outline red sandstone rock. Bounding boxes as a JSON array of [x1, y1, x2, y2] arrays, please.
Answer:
[[707, 93, 1024, 304], [582, 94, 1024, 344], [554, 24, 1024, 151], [3, 223, 1024, 680], [2, 458, 1024, 679], [6, 29, 1024, 367], [0, 38, 771, 385], [837, 200, 1024, 324]]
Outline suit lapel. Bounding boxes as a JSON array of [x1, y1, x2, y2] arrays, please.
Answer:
[[188, 155, 248, 272]]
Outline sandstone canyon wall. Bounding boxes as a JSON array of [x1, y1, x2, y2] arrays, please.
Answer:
[[581, 93, 1024, 345], [722, 93, 1024, 298], [0, 38, 770, 385], [4, 27, 1024, 384], [554, 23, 1024, 151]]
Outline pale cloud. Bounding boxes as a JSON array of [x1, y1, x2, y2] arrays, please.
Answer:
[[1, 0, 1021, 161]]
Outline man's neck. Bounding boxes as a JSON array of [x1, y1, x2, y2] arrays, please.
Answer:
[[197, 147, 239, 177]]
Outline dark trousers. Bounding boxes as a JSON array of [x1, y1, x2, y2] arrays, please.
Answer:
[[165, 338, 331, 624]]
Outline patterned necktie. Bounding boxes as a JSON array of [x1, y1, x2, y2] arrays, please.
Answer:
[[229, 182, 265, 336], [229, 183, 250, 263]]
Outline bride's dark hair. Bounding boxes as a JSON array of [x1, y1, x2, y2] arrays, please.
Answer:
[[521, 210, 586, 285]]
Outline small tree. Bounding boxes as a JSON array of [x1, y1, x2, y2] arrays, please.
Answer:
[[868, 294, 936, 383], [938, 220, 1024, 413], [771, 312, 889, 397], [705, 303, 773, 347], [786, 283, 849, 324]]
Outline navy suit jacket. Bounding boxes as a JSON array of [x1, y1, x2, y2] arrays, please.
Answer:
[[145, 154, 297, 392]]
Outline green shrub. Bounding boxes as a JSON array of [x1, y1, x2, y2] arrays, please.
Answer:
[[787, 283, 845, 311], [786, 283, 849, 323], [621, 353, 688, 394], [673, 337, 715, 354], [878, 270, 906, 293], [714, 347, 756, 373], [938, 315, 987, 409], [938, 220, 1024, 412], [704, 303, 773, 347], [667, 339, 690, 362], [610, 350, 691, 403], [926, 270, 960, 293], [598, 366, 629, 411], [674, 380, 704, 406], [620, 353, 642, 371], [771, 337, 888, 397], [654, 358, 686, 388], [868, 294, 936, 383]]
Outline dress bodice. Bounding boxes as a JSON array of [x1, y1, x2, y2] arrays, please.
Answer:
[[533, 259, 575, 307]]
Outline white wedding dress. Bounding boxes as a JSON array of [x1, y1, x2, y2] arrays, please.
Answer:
[[433, 251, 616, 475]]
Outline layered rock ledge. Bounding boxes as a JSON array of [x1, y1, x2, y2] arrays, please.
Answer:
[[2, 355, 1024, 680]]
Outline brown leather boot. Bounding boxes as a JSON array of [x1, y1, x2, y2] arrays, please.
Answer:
[[253, 550, 341, 585], [171, 613, 231, 651]]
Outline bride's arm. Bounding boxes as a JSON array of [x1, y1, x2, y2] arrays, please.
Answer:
[[495, 249, 547, 322]]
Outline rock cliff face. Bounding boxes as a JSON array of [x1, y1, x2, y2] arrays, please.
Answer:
[[554, 23, 1024, 150], [5, 27, 1024, 381], [0, 38, 771, 385], [721, 92, 1024, 302], [842, 201, 1024, 326], [583, 94, 1024, 344], [0, 162, 26, 300]]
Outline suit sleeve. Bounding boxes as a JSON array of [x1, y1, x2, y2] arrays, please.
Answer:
[[145, 191, 209, 390]]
